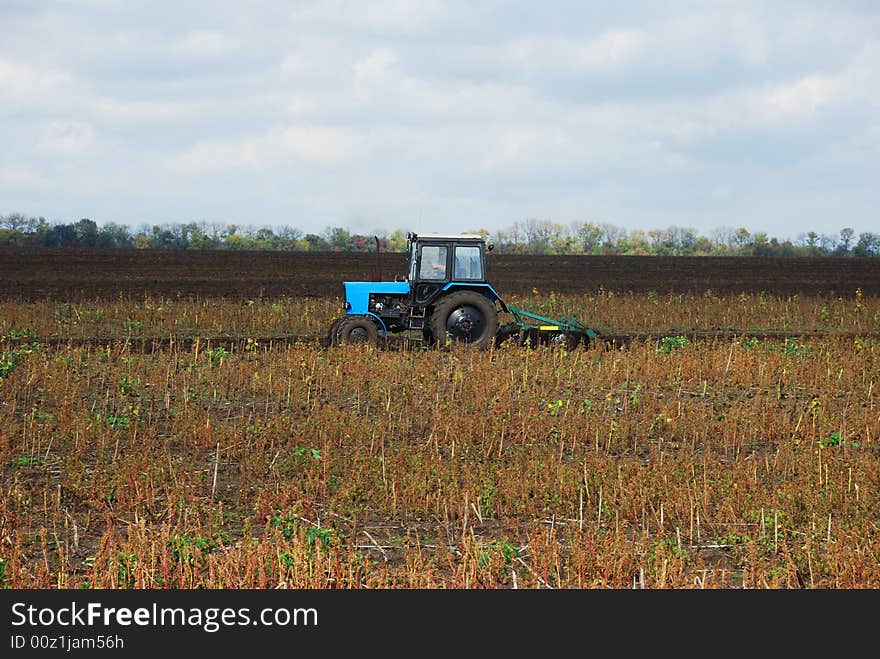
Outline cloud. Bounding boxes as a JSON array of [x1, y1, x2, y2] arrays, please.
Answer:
[[289, 0, 455, 34], [500, 29, 648, 77], [1, 2, 878, 236], [0, 57, 76, 110], [350, 47, 545, 121], [173, 29, 235, 57], [166, 124, 362, 172], [0, 164, 46, 190], [38, 121, 97, 155]]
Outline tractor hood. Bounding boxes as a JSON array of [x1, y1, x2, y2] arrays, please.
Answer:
[[343, 281, 410, 315]]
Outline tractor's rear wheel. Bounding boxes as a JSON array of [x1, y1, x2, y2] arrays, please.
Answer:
[[428, 290, 499, 350], [335, 316, 380, 346]]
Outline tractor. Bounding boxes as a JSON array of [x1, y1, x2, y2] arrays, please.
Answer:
[[328, 232, 597, 349]]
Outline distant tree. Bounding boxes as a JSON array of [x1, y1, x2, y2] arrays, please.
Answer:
[[386, 228, 407, 252], [598, 223, 625, 250], [522, 219, 561, 254], [1, 212, 29, 231], [303, 233, 329, 251], [466, 228, 491, 240], [647, 228, 671, 255], [96, 222, 132, 248], [253, 227, 278, 250], [226, 231, 255, 250], [798, 231, 821, 256], [5, 214, 877, 258], [819, 233, 837, 254], [25, 216, 50, 242], [275, 226, 303, 250], [43, 223, 78, 247], [574, 221, 603, 254], [491, 225, 525, 253], [324, 226, 352, 251], [671, 226, 699, 255], [750, 232, 771, 256], [853, 232, 880, 257], [624, 229, 651, 255], [837, 227, 855, 255], [694, 236, 714, 255], [73, 218, 98, 247], [709, 226, 736, 252], [732, 227, 751, 254], [0, 228, 23, 246]]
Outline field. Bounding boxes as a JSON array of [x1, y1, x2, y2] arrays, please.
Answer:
[[3, 247, 880, 299], [1, 250, 879, 588]]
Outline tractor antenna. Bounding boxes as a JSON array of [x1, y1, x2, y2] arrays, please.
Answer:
[[372, 235, 381, 281]]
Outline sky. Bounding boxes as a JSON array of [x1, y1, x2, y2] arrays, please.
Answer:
[[1, 0, 878, 240]]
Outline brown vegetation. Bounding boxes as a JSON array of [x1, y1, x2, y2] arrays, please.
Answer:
[[2, 303, 879, 589], [1, 252, 878, 588]]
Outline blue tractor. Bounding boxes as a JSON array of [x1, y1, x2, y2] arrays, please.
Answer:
[[328, 232, 597, 350]]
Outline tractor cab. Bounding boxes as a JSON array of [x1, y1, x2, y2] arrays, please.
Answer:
[[405, 232, 492, 307]]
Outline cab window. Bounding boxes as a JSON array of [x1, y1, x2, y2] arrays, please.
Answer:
[[419, 245, 447, 280], [454, 245, 482, 280]]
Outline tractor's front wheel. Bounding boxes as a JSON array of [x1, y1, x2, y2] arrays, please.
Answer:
[[334, 316, 380, 346], [428, 290, 499, 350], [327, 316, 346, 346]]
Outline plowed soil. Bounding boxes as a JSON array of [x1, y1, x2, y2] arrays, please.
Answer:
[[1, 248, 877, 300]]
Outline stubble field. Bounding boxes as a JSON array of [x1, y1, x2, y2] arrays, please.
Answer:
[[1, 250, 878, 588]]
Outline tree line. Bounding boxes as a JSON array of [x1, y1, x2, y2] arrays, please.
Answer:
[[1, 213, 878, 257]]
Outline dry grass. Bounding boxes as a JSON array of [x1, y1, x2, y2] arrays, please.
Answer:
[[0, 289, 877, 341], [2, 293, 878, 588]]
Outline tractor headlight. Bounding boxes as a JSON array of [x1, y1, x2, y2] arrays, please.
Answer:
[[345, 301, 351, 311]]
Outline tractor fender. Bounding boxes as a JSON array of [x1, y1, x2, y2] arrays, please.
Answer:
[[440, 283, 509, 312]]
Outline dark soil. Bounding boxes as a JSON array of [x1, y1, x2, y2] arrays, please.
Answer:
[[1, 248, 877, 300]]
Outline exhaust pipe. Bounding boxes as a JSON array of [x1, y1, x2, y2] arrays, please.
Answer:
[[371, 235, 381, 281]]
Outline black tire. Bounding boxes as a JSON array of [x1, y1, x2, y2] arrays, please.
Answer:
[[336, 316, 380, 346], [428, 290, 499, 349], [327, 316, 346, 346]]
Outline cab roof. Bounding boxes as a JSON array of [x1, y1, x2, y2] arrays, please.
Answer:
[[410, 233, 485, 241]]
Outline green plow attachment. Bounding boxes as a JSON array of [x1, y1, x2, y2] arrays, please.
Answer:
[[497, 305, 598, 348]]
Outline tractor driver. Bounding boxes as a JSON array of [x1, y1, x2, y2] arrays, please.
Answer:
[[420, 245, 447, 279]]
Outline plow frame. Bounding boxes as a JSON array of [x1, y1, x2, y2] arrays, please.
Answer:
[[497, 305, 598, 346]]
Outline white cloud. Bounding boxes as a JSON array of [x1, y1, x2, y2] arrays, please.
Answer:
[[501, 29, 648, 76], [289, 0, 454, 34], [753, 41, 879, 123], [0, 164, 46, 190], [1, 1, 877, 236], [764, 75, 838, 117], [91, 97, 204, 122], [173, 29, 236, 57], [0, 58, 76, 110], [350, 47, 544, 121], [38, 121, 97, 155], [167, 124, 362, 172], [280, 53, 311, 77]]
